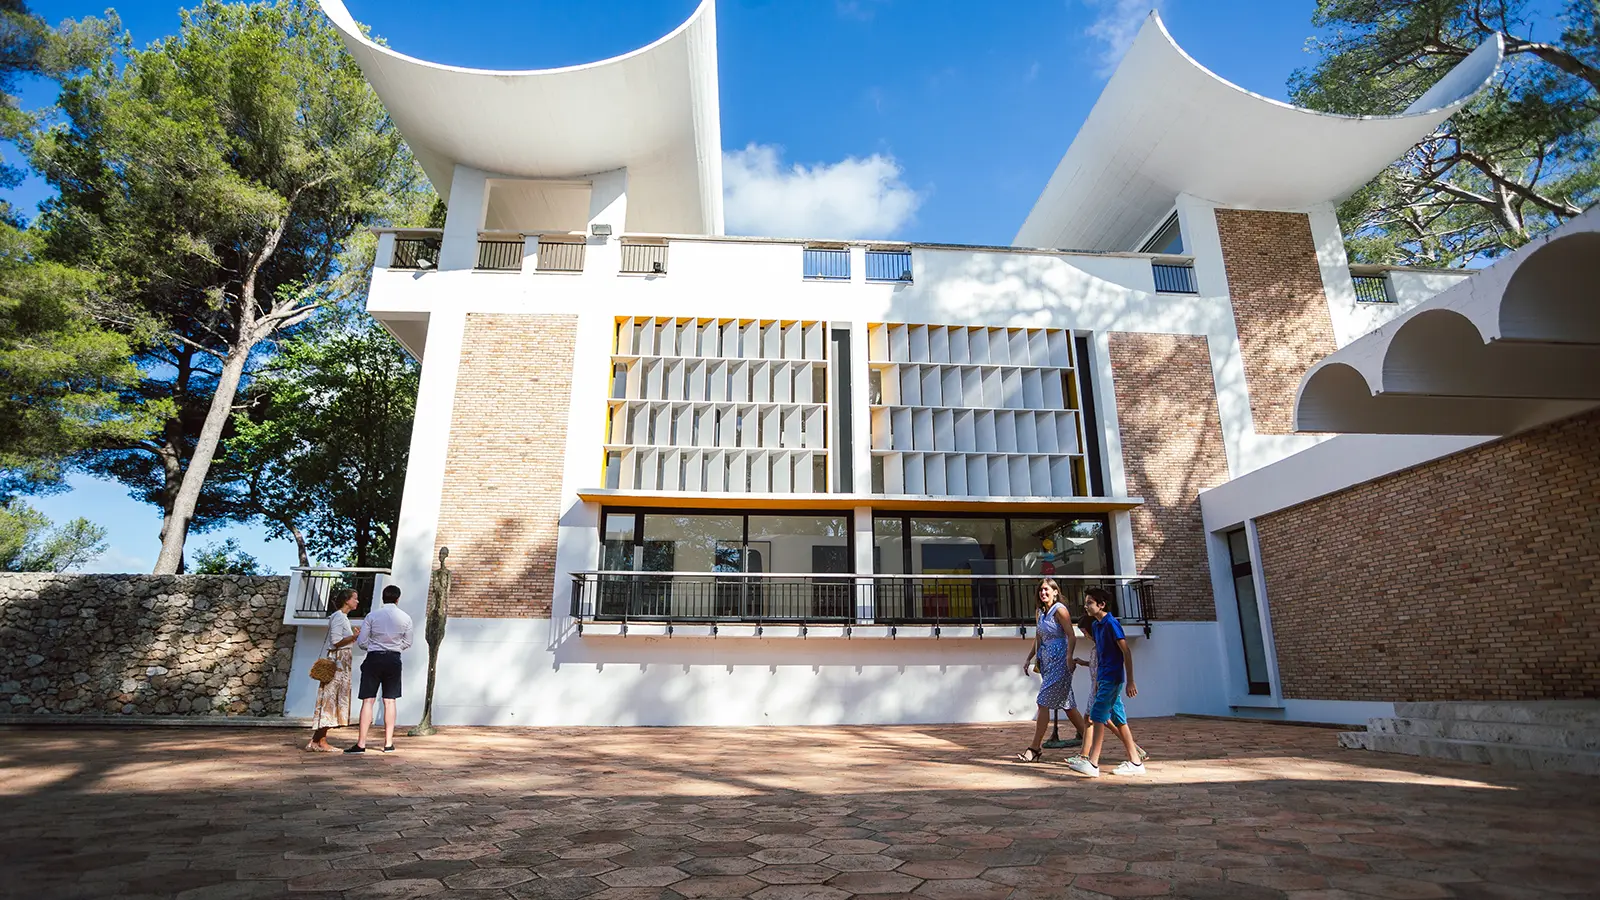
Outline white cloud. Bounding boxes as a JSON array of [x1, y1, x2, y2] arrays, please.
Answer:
[[1083, 0, 1163, 76], [722, 143, 921, 240]]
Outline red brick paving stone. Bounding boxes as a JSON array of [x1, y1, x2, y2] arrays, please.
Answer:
[[1071, 872, 1174, 897], [750, 886, 852, 900], [444, 867, 537, 889], [172, 883, 293, 900], [750, 834, 824, 849], [1129, 860, 1225, 880], [1049, 854, 1130, 875], [354, 877, 446, 898], [813, 839, 889, 855], [1323, 873, 1455, 898], [383, 859, 477, 880], [682, 841, 761, 858], [692, 827, 759, 842], [556, 843, 634, 859], [673, 874, 767, 898], [819, 853, 904, 872], [596, 866, 690, 888], [747, 865, 838, 885], [895, 858, 987, 879], [233, 858, 331, 879], [880, 844, 961, 861], [536, 859, 623, 879], [612, 849, 693, 867], [1228, 867, 1330, 891], [284, 867, 383, 891], [680, 856, 765, 877], [751, 848, 829, 865], [328, 851, 421, 869], [420, 841, 500, 859], [909, 876, 1014, 899], [826, 870, 924, 894], [938, 833, 1012, 849], [506, 876, 610, 899]]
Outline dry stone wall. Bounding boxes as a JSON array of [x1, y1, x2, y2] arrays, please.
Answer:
[[0, 574, 296, 717]]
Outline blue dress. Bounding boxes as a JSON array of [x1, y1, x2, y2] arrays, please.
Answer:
[[1035, 602, 1075, 710]]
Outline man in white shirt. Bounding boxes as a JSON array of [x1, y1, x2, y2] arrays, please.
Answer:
[[346, 584, 414, 753]]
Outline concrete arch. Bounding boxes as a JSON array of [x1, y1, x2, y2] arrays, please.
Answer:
[[1499, 231, 1600, 343], [1294, 363, 1374, 433]]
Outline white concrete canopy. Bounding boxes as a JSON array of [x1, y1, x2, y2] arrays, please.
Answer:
[[1294, 205, 1600, 435], [319, 0, 724, 235], [1013, 12, 1502, 252]]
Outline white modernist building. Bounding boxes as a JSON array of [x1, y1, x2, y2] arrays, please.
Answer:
[[281, 2, 1599, 730]]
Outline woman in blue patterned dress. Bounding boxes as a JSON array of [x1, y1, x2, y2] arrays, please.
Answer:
[[1018, 578, 1081, 762]]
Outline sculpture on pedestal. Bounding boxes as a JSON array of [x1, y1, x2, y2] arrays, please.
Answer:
[[408, 547, 451, 736]]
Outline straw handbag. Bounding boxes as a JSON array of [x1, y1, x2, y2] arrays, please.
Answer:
[[309, 655, 336, 684]]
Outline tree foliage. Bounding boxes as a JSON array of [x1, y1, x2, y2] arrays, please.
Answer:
[[0, 498, 106, 571], [1293, 0, 1599, 265], [29, 0, 426, 572], [190, 536, 260, 575], [224, 309, 418, 568]]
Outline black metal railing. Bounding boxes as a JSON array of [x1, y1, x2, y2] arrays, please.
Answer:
[[803, 248, 851, 280], [865, 249, 912, 282], [288, 567, 390, 620], [570, 572, 1155, 629], [1351, 273, 1393, 303], [476, 239, 523, 271], [392, 238, 440, 270], [620, 242, 668, 274], [1151, 262, 1197, 293], [538, 239, 586, 272]]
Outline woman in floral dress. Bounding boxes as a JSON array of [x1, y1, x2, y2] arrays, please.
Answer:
[[1018, 578, 1081, 761], [306, 589, 360, 752]]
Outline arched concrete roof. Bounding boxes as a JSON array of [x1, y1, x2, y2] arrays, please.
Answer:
[[1294, 205, 1600, 435], [1013, 12, 1502, 251], [319, 0, 724, 235]]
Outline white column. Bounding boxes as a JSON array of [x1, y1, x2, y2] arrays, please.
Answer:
[[1306, 202, 1364, 348], [584, 168, 628, 279], [850, 319, 873, 495], [439, 165, 490, 271], [385, 309, 468, 722], [374, 232, 396, 270], [1175, 193, 1229, 298], [853, 505, 875, 621]]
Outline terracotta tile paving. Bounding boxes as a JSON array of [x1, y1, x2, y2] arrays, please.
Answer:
[[2, 717, 1598, 899]]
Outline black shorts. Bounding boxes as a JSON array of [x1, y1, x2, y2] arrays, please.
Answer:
[[358, 651, 402, 700]]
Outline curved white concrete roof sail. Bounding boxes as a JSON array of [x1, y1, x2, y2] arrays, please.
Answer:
[[319, 0, 724, 236], [1294, 205, 1600, 436], [1013, 13, 1502, 251]]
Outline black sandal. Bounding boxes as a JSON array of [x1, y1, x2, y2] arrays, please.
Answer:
[[1017, 747, 1043, 762]]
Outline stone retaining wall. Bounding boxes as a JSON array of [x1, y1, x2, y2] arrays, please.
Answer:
[[0, 574, 296, 717]]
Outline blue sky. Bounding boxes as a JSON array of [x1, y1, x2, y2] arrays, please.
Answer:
[[17, 0, 1340, 572]]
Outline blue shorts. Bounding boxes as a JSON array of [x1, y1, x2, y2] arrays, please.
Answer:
[[1089, 680, 1126, 726]]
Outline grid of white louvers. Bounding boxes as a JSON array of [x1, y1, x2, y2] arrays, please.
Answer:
[[867, 324, 1089, 498], [604, 318, 829, 493]]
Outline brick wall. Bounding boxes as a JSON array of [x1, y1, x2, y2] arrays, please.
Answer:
[[1256, 408, 1600, 701], [1108, 333, 1231, 621], [1214, 209, 1338, 435], [434, 313, 580, 618]]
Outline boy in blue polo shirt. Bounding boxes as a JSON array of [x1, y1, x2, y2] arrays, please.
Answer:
[[1068, 586, 1146, 777]]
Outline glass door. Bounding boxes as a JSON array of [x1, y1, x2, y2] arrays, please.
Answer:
[[1226, 529, 1271, 695]]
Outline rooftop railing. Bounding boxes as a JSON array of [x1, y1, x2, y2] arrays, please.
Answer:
[[392, 237, 440, 270], [803, 247, 851, 281], [283, 566, 391, 626], [569, 571, 1155, 632], [1151, 261, 1197, 294], [865, 249, 913, 282], [1351, 273, 1393, 303], [538, 239, 586, 273], [620, 242, 669, 275], [476, 239, 523, 271]]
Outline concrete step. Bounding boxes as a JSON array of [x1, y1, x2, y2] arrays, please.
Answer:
[[1393, 700, 1600, 729], [1369, 716, 1600, 751], [1343, 730, 1600, 776]]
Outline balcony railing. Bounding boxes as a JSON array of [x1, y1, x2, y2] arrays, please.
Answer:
[[283, 566, 390, 625], [1151, 262, 1197, 294], [865, 249, 913, 282], [538, 239, 586, 272], [803, 248, 851, 281], [1351, 273, 1393, 303], [620, 242, 668, 274], [570, 572, 1155, 630], [476, 239, 523, 271], [392, 237, 440, 270]]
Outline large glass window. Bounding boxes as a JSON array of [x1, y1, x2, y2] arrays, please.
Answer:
[[1227, 528, 1271, 695], [1008, 517, 1111, 578]]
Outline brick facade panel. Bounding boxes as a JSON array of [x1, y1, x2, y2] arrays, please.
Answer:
[[1256, 408, 1600, 701], [1108, 333, 1231, 621], [434, 314, 580, 619], [1215, 209, 1338, 435]]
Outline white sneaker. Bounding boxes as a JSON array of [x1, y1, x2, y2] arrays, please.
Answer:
[[1067, 757, 1100, 778], [1112, 760, 1146, 776]]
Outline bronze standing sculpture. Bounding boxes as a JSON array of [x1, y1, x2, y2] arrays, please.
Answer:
[[408, 547, 451, 737]]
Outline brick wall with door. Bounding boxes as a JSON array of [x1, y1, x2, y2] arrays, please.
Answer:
[[1108, 332, 1232, 621], [1214, 209, 1339, 436], [1255, 408, 1600, 701], [434, 313, 580, 618]]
